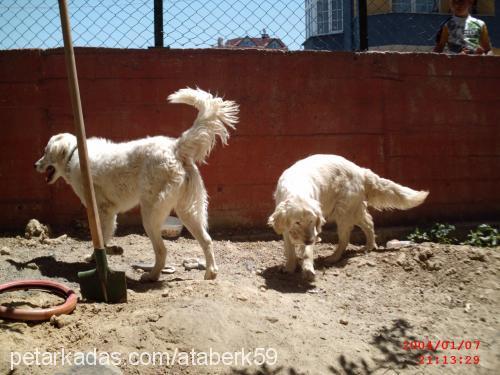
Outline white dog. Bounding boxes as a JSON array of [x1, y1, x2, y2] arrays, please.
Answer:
[[268, 154, 428, 281], [35, 88, 238, 282]]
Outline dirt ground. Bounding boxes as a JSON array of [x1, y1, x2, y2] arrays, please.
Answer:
[[0, 225, 499, 375]]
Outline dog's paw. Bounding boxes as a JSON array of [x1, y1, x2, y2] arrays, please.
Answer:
[[204, 267, 218, 280], [140, 271, 160, 282], [84, 253, 95, 262], [361, 244, 377, 254], [302, 268, 316, 282]]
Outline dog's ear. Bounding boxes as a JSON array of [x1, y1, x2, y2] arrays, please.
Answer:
[[268, 201, 288, 235], [49, 134, 73, 160], [311, 202, 325, 233], [315, 214, 326, 233]]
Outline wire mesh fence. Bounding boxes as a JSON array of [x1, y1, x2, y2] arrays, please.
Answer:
[[0, 1, 496, 52], [1, 1, 153, 50]]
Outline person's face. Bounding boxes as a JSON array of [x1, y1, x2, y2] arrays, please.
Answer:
[[451, 0, 472, 16]]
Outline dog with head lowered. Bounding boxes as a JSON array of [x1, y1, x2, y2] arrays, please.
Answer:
[[35, 88, 238, 282], [268, 154, 428, 281]]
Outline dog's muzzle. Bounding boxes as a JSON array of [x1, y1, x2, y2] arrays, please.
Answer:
[[35, 160, 56, 183]]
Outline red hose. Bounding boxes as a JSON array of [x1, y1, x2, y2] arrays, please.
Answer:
[[0, 279, 77, 321]]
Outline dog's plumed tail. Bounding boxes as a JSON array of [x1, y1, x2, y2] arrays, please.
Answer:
[[168, 88, 239, 164], [363, 169, 428, 211]]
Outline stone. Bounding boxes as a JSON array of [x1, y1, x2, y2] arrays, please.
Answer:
[[25, 219, 51, 239], [182, 258, 206, 271], [386, 239, 412, 249]]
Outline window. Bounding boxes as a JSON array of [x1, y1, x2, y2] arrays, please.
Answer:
[[393, 0, 411, 12], [306, 0, 344, 37], [318, 0, 329, 34], [392, 0, 439, 13], [267, 40, 282, 49], [331, 0, 343, 33], [238, 38, 256, 47]]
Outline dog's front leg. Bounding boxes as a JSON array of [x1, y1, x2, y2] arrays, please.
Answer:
[[140, 237, 166, 282], [139, 217, 167, 281], [84, 208, 121, 262], [283, 233, 298, 273], [139, 203, 168, 282], [298, 244, 315, 282], [84, 246, 123, 263]]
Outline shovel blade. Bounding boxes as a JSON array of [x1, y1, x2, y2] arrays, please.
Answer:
[[78, 268, 127, 303]]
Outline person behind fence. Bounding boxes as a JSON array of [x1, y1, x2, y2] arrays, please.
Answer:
[[434, 0, 492, 55]]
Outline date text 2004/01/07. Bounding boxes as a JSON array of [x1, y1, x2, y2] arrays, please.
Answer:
[[403, 340, 480, 351]]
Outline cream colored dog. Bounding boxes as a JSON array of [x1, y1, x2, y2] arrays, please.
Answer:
[[35, 88, 238, 282], [268, 154, 428, 281]]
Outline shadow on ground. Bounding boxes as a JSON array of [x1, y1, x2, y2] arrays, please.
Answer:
[[5, 256, 169, 293], [229, 319, 430, 375], [328, 318, 431, 374], [260, 265, 315, 293]]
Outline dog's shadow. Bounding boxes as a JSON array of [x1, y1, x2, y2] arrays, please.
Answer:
[[260, 258, 348, 293], [314, 248, 362, 271], [260, 248, 367, 293], [260, 265, 316, 293], [5, 256, 168, 294]]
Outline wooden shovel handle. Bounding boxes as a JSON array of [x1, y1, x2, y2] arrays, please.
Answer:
[[58, 0, 104, 250]]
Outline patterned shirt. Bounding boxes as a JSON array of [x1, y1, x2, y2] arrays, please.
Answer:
[[437, 15, 489, 53]]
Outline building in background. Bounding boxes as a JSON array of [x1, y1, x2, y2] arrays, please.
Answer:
[[303, 0, 498, 52], [217, 30, 288, 50], [304, 0, 355, 51]]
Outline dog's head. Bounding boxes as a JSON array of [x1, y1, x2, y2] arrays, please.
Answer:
[[35, 133, 77, 184], [268, 196, 326, 245]]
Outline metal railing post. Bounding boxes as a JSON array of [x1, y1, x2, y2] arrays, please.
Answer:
[[358, 0, 368, 51], [154, 0, 164, 47]]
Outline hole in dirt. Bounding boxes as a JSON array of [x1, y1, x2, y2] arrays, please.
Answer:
[[0, 289, 66, 310]]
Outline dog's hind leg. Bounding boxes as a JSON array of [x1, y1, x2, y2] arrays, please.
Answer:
[[327, 222, 353, 264], [176, 167, 217, 280], [357, 208, 377, 253], [177, 207, 218, 280], [140, 200, 172, 282]]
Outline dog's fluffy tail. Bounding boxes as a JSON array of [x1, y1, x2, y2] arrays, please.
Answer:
[[363, 169, 428, 211], [168, 88, 239, 164]]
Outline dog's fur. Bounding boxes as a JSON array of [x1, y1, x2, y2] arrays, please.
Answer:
[[35, 88, 238, 282], [268, 154, 428, 281]]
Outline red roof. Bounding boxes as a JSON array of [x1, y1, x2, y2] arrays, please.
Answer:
[[223, 36, 288, 50]]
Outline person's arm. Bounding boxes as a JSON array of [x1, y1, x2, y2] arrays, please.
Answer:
[[433, 25, 448, 53], [477, 24, 493, 55]]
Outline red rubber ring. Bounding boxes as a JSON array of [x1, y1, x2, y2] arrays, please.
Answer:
[[0, 279, 77, 321]]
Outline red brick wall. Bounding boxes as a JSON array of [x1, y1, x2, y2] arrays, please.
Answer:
[[1, 48, 499, 231]]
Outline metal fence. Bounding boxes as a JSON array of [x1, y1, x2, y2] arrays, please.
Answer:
[[1, 1, 153, 50], [0, 1, 494, 52]]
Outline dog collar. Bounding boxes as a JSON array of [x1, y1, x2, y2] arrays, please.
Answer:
[[66, 145, 78, 165]]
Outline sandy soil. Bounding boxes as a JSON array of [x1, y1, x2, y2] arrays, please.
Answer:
[[0, 227, 499, 375]]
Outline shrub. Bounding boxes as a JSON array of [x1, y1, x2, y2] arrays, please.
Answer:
[[407, 223, 456, 244], [407, 228, 430, 243], [463, 224, 498, 247], [407, 223, 499, 247]]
